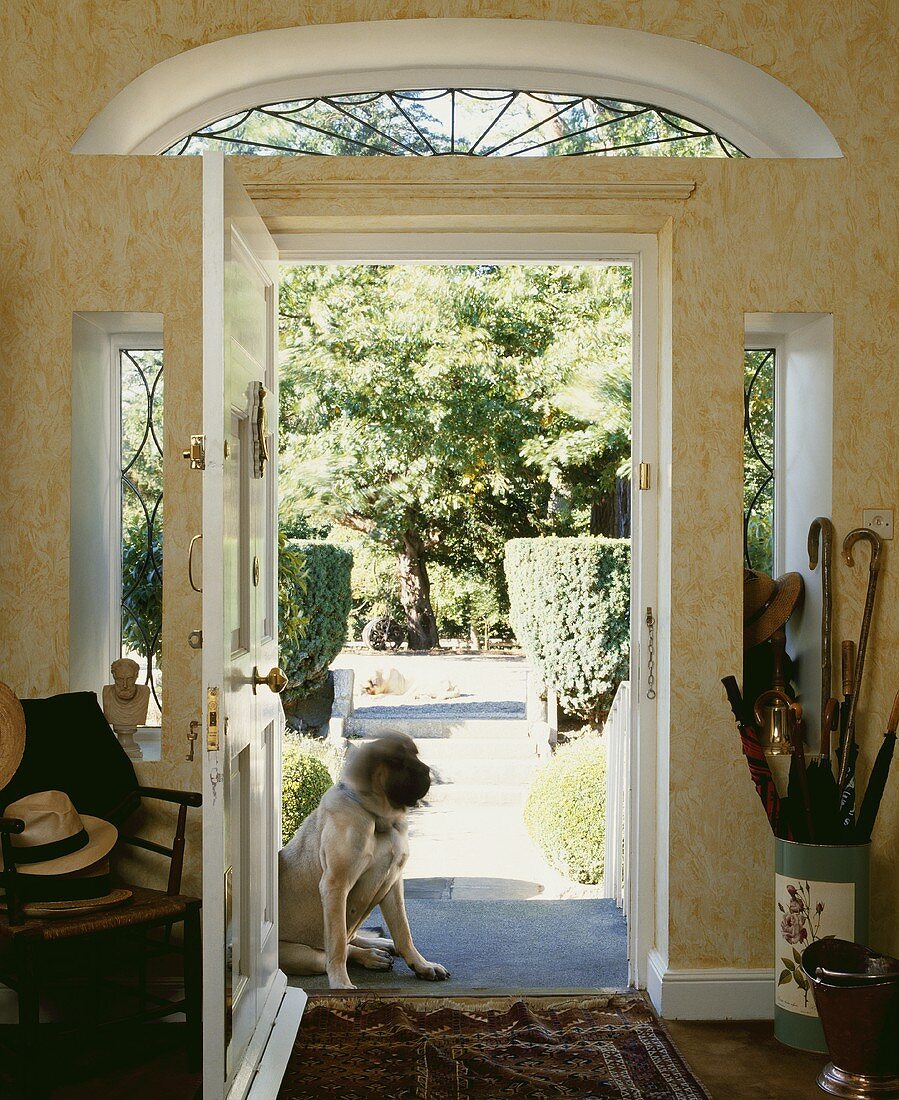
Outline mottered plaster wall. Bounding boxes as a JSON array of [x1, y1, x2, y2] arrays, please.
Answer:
[[0, 3, 896, 967]]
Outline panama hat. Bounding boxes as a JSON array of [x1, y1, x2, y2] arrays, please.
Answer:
[[0, 791, 131, 916], [3, 790, 117, 876], [744, 569, 804, 649], [0, 682, 26, 789]]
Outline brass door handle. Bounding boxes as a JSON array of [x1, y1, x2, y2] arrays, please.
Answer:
[[253, 666, 288, 695], [188, 535, 203, 593]]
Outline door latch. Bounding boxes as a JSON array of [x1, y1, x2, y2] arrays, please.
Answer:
[[182, 435, 206, 470]]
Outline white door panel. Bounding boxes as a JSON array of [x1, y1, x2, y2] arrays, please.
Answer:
[[202, 153, 283, 1100]]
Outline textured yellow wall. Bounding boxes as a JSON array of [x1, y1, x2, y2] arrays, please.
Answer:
[[0, 3, 896, 964]]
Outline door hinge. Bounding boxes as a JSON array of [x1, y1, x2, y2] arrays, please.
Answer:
[[183, 434, 206, 470], [206, 686, 220, 751], [638, 462, 651, 490]]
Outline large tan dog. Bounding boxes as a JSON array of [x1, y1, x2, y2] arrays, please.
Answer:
[[278, 732, 450, 989]]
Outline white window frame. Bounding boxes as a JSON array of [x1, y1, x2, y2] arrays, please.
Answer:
[[109, 333, 165, 729]]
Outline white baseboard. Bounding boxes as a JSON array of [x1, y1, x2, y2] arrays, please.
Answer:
[[647, 949, 774, 1020]]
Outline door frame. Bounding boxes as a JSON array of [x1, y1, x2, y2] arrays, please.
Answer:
[[274, 229, 661, 989]]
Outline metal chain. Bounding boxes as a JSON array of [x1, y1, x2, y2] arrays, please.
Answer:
[[645, 606, 657, 700]]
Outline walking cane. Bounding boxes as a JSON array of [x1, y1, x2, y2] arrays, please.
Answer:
[[837, 529, 882, 793], [808, 517, 834, 723]]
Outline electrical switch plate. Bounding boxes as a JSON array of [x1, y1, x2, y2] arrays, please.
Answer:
[[863, 509, 894, 540]]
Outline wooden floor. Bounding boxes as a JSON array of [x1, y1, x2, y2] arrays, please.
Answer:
[[0, 1017, 828, 1098], [668, 1019, 827, 1099]]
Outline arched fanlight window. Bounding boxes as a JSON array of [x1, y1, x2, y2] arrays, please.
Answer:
[[163, 89, 746, 158]]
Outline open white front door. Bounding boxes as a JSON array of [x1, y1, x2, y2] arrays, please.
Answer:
[[202, 153, 288, 1100]]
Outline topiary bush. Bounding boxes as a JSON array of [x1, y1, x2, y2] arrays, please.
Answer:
[[523, 737, 607, 884], [281, 735, 338, 845], [279, 540, 353, 702], [505, 536, 629, 724]]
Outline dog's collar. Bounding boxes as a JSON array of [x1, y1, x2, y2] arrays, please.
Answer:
[[337, 782, 395, 833]]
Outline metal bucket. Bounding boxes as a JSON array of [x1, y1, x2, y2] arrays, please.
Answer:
[[802, 938, 899, 1098], [774, 838, 870, 1052]]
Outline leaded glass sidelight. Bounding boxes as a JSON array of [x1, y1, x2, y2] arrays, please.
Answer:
[[744, 348, 775, 574], [163, 89, 746, 158], [119, 348, 164, 724]]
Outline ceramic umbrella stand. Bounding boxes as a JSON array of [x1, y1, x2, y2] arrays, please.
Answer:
[[775, 838, 870, 1052]]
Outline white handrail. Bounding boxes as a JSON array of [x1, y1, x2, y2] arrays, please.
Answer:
[[603, 680, 630, 912]]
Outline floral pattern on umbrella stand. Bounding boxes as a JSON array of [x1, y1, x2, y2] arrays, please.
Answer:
[[778, 881, 825, 1007]]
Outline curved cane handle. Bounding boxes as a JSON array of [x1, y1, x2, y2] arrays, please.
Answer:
[[843, 528, 882, 573]]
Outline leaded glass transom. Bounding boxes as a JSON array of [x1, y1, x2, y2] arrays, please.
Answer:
[[163, 89, 746, 158]]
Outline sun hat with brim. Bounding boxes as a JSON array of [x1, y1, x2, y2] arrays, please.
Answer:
[[3, 790, 117, 876], [0, 854, 131, 917], [0, 682, 26, 789], [744, 569, 804, 649]]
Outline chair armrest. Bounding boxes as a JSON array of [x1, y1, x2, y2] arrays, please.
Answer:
[[138, 786, 202, 808], [0, 816, 24, 835]]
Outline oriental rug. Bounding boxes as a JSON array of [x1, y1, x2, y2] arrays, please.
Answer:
[[278, 994, 711, 1099]]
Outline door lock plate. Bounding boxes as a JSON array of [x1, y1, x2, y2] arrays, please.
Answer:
[[207, 686, 220, 751]]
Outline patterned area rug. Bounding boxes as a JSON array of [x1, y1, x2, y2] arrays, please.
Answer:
[[279, 994, 711, 1099]]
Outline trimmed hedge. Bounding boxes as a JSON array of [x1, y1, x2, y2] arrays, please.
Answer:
[[505, 536, 629, 723], [524, 737, 607, 884], [279, 540, 353, 701]]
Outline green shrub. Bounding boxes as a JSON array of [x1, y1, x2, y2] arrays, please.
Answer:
[[279, 540, 353, 701], [523, 737, 607, 884], [504, 536, 629, 724], [281, 735, 338, 845]]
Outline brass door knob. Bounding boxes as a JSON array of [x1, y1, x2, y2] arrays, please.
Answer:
[[253, 666, 289, 695]]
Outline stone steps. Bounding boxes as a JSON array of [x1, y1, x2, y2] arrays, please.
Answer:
[[413, 736, 537, 761], [346, 717, 530, 739], [423, 782, 529, 806], [427, 757, 538, 787]]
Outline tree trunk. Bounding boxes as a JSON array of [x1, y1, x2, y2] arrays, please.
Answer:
[[397, 531, 440, 650]]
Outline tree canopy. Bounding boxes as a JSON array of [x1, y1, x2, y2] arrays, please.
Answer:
[[278, 263, 632, 645]]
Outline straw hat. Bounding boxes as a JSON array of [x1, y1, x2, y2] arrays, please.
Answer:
[[3, 790, 117, 875], [0, 682, 26, 789], [0, 791, 130, 916], [744, 569, 804, 648]]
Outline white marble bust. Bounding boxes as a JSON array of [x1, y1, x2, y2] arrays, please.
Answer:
[[102, 658, 150, 759]]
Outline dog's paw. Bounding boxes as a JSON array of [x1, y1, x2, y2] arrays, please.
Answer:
[[413, 960, 451, 981], [357, 948, 395, 971]]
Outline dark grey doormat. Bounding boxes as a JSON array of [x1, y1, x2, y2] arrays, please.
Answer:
[[292, 897, 627, 992]]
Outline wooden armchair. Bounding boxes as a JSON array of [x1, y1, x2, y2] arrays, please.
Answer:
[[0, 785, 202, 1099]]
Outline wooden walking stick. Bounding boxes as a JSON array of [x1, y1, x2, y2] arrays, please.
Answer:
[[837, 530, 882, 793]]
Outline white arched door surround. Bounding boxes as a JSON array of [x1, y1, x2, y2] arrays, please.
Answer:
[[74, 18, 842, 159]]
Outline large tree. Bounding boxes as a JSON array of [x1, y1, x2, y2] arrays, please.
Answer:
[[278, 264, 631, 648]]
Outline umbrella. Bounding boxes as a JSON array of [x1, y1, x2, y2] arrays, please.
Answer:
[[836, 640, 857, 828], [806, 697, 842, 844], [722, 676, 790, 838], [855, 687, 899, 842]]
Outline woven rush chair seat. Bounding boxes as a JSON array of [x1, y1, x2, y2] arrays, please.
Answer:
[[0, 886, 199, 942]]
